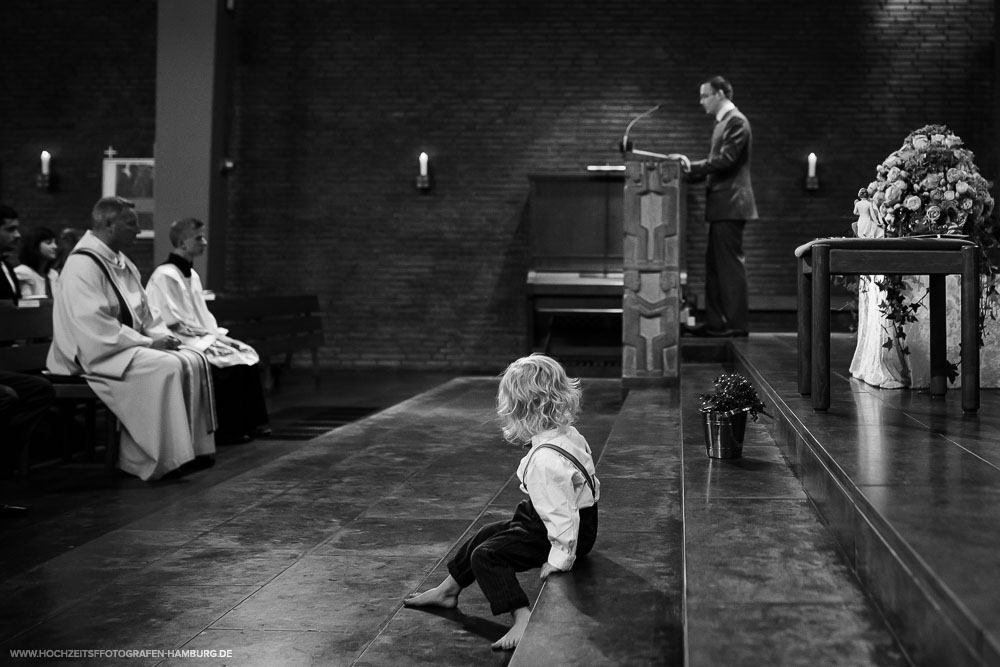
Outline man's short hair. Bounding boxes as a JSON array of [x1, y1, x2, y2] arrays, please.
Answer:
[[703, 75, 733, 100], [0, 205, 18, 222], [91, 196, 136, 229], [168, 218, 205, 248]]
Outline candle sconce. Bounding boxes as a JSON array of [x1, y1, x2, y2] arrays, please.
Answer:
[[806, 152, 819, 191], [36, 150, 54, 190], [416, 151, 432, 192]]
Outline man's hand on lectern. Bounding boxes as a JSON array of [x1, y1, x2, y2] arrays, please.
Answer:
[[665, 154, 691, 171]]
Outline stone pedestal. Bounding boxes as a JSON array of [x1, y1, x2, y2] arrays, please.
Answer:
[[622, 155, 686, 386]]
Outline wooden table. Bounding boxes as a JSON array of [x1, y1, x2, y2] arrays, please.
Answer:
[[795, 237, 979, 412]]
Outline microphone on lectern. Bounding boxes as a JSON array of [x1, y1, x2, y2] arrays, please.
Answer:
[[620, 104, 661, 153]]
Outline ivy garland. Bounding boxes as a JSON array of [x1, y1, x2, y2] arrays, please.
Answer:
[[857, 124, 1000, 365]]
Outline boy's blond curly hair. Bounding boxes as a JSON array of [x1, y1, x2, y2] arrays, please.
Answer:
[[496, 353, 581, 444]]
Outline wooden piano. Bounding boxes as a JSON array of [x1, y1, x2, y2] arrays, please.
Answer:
[[525, 173, 625, 355]]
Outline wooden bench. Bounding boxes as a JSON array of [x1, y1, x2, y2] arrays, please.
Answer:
[[0, 302, 118, 472], [207, 294, 324, 390], [795, 237, 979, 412]]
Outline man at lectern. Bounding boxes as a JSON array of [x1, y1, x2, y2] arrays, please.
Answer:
[[675, 75, 758, 337]]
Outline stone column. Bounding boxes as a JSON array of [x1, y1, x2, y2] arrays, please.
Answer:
[[622, 156, 686, 386], [155, 0, 232, 288]]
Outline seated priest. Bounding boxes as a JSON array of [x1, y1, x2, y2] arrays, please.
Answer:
[[145, 218, 269, 444], [47, 197, 216, 481]]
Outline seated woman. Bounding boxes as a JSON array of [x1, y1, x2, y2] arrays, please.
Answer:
[[15, 226, 59, 298], [146, 218, 270, 443]]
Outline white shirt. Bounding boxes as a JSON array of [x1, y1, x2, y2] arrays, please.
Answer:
[[14, 264, 58, 298], [516, 425, 600, 570], [715, 99, 736, 122]]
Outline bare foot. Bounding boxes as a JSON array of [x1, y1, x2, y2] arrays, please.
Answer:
[[403, 575, 461, 609], [491, 607, 530, 651]]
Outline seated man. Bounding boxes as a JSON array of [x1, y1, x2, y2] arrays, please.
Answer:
[[1, 371, 55, 513], [1, 206, 22, 306], [146, 218, 269, 443], [47, 197, 216, 481]]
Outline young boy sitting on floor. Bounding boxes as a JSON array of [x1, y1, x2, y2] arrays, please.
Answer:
[[404, 353, 600, 651]]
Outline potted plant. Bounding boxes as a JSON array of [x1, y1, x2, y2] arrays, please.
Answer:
[[699, 372, 766, 459]]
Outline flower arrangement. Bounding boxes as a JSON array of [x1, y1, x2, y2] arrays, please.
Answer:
[[857, 124, 1000, 353], [863, 124, 995, 239], [699, 372, 766, 421]]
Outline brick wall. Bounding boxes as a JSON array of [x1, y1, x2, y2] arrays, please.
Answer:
[[1, 0, 994, 369], [0, 0, 157, 274]]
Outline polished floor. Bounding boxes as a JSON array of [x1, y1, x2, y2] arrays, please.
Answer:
[[734, 333, 1000, 667], [0, 339, 990, 666]]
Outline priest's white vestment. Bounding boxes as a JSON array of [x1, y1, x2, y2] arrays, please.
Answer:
[[47, 231, 216, 481], [145, 261, 259, 368]]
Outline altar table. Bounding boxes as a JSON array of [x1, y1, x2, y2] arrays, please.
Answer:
[[795, 237, 979, 412]]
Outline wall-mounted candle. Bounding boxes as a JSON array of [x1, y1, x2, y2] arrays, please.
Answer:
[[807, 152, 817, 179], [41, 151, 51, 176], [419, 152, 428, 177]]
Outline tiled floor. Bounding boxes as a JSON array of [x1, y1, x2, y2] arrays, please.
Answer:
[[0, 371, 615, 666]]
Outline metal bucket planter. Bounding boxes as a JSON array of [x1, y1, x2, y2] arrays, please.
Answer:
[[701, 407, 750, 459]]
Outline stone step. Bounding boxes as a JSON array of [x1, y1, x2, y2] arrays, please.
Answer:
[[681, 363, 907, 667], [513, 361, 908, 667], [734, 334, 1000, 667], [511, 385, 685, 666]]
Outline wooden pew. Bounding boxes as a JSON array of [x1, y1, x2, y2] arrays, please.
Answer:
[[0, 302, 118, 472], [207, 294, 324, 391]]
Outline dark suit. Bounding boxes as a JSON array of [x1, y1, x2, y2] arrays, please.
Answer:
[[688, 106, 757, 331], [0, 259, 18, 306], [1, 259, 54, 473], [1, 372, 55, 473]]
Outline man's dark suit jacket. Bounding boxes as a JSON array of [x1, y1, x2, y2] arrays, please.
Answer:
[[688, 106, 758, 222], [0, 259, 18, 306]]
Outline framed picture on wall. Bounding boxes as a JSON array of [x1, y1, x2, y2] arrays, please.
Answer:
[[102, 158, 155, 238]]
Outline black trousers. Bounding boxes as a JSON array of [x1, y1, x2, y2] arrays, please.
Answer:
[[448, 499, 598, 616], [211, 363, 269, 438], [0, 371, 55, 472], [705, 219, 749, 331]]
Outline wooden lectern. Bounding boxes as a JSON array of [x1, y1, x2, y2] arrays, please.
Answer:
[[622, 152, 687, 386]]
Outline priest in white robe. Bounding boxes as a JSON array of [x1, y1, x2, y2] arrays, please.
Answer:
[[47, 196, 216, 481], [146, 218, 269, 443]]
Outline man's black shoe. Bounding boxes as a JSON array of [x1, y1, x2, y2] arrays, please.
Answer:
[[0, 504, 28, 516], [682, 323, 709, 337], [706, 328, 749, 338], [182, 455, 216, 472]]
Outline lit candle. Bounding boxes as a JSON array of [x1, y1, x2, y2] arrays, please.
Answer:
[[41, 150, 51, 176], [419, 152, 428, 177], [807, 153, 817, 179]]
